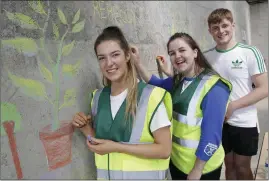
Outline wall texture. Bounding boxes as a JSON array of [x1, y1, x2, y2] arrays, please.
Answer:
[[1, 1, 251, 179], [250, 2, 268, 65]]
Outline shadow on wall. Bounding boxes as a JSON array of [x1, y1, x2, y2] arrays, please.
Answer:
[[1, 1, 94, 179]]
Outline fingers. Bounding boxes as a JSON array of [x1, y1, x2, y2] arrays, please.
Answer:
[[90, 137, 103, 144], [86, 139, 96, 151], [130, 46, 138, 55], [86, 115, 91, 122], [156, 55, 165, 63], [72, 112, 88, 128], [78, 112, 88, 122]]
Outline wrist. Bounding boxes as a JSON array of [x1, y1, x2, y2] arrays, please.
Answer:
[[192, 165, 204, 173], [79, 124, 92, 136], [232, 100, 240, 110], [192, 158, 206, 172], [135, 61, 143, 68], [114, 142, 123, 153]]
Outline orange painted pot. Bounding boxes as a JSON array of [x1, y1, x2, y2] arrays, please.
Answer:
[[39, 121, 74, 171]]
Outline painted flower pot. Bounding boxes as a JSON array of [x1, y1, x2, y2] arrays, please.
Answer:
[[39, 121, 74, 171]]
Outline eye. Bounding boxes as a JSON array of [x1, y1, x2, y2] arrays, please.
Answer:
[[98, 57, 105, 61], [112, 53, 120, 57], [169, 52, 175, 56], [179, 49, 185, 52], [222, 24, 228, 28]]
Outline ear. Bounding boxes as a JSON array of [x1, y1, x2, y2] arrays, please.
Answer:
[[194, 49, 198, 59], [208, 27, 213, 36], [232, 22, 235, 28], [126, 52, 131, 62]]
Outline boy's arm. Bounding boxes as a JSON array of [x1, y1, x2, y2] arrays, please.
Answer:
[[228, 73, 268, 114]]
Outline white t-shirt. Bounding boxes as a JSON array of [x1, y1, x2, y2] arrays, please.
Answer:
[[204, 43, 267, 128], [110, 89, 171, 133]]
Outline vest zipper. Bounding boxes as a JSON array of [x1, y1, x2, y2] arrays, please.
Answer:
[[108, 153, 110, 180]]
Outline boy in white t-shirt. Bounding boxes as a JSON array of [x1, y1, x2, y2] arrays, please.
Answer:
[[204, 8, 268, 180]]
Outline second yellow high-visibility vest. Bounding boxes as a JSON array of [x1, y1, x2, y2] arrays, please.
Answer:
[[171, 74, 232, 174]]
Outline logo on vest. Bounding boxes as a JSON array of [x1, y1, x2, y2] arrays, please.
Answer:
[[231, 59, 243, 69], [204, 143, 218, 156]]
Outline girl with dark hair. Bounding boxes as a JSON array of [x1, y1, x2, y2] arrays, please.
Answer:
[[71, 26, 173, 180], [132, 32, 232, 180]]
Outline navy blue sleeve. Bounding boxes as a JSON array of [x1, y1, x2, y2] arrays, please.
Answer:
[[148, 75, 174, 92], [195, 80, 230, 161]]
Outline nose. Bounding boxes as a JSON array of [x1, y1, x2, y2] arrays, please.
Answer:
[[175, 51, 181, 58], [219, 27, 224, 34], [106, 57, 114, 66]]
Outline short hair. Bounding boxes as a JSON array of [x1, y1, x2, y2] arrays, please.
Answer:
[[207, 8, 233, 27]]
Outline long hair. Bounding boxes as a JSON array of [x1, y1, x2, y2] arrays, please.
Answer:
[[166, 32, 218, 86], [94, 26, 138, 122]]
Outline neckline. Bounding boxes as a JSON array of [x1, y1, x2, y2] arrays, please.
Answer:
[[215, 42, 239, 53]]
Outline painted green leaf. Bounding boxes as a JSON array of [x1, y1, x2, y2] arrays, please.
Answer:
[[52, 23, 59, 40], [62, 41, 75, 56], [72, 9, 80, 24], [63, 88, 76, 107], [1, 102, 21, 136], [28, 1, 47, 15], [72, 20, 85, 33], [57, 8, 67, 25], [4, 10, 40, 29], [62, 59, 82, 76], [2, 37, 38, 56], [38, 61, 53, 83], [7, 71, 47, 101]]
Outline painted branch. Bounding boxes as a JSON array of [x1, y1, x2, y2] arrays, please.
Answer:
[[3, 121, 23, 179]]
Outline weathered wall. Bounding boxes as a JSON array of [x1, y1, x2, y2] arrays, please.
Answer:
[[1, 1, 251, 179], [250, 2, 268, 65]]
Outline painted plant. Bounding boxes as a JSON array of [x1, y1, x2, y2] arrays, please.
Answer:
[[1, 1, 85, 171]]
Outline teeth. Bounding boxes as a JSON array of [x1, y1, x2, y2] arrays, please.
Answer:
[[176, 60, 184, 64], [107, 69, 117, 73]]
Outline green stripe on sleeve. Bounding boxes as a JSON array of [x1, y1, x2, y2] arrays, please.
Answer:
[[253, 47, 266, 72], [238, 44, 264, 73]]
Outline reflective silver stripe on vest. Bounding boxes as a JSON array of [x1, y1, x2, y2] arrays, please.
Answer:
[[173, 75, 211, 126], [129, 84, 154, 143], [172, 135, 199, 149], [97, 169, 167, 180], [173, 111, 202, 126], [91, 89, 103, 117]]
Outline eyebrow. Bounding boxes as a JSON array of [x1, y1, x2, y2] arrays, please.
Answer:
[[97, 50, 121, 57], [168, 47, 185, 54]]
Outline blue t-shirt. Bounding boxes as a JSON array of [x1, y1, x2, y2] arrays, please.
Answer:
[[149, 75, 230, 161]]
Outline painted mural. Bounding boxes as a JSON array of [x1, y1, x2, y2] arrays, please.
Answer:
[[1, 0, 85, 177]]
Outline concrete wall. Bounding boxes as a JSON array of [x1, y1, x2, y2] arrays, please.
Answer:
[[1, 1, 251, 179], [250, 2, 268, 65]]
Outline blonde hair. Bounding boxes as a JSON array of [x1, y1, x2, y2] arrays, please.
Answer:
[[95, 26, 138, 124], [208, 8, 233, 27]]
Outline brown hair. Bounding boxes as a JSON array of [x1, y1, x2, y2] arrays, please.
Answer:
[[94, 26, 138, 123], [166, 32, 218, 86], [207, 8, 233, 27]]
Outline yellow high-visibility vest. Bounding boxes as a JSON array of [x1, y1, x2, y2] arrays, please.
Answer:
[[91, 84, 173, 180]]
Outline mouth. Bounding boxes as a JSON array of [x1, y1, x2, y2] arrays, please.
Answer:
[[218, 34, 228, 39], [106, 68, 118, 73], [175, 59, 186, 66]]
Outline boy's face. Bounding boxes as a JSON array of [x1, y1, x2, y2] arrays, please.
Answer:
[[208, 18, 235, 46]]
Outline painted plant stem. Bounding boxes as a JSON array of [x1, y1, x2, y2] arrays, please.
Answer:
[[52, 30, 69, 131]]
